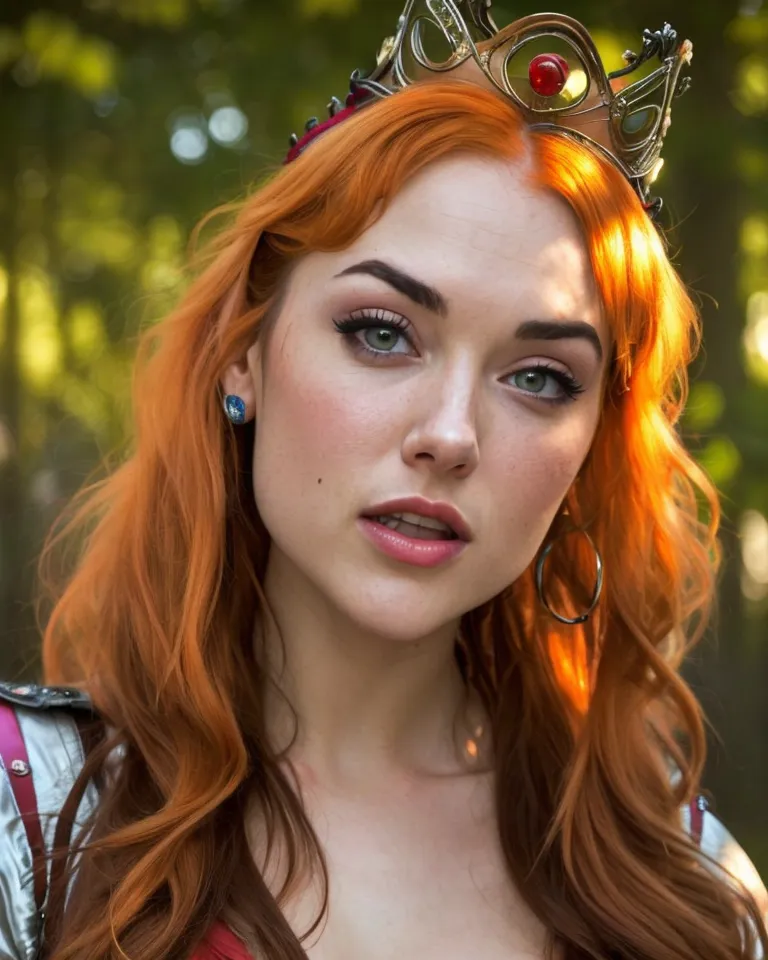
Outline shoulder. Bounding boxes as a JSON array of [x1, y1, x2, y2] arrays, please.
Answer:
[[0, 682, 99, 960], [682, 797, 768, 957], [0, 681, 97, 817], [0, 681, 93, 713]]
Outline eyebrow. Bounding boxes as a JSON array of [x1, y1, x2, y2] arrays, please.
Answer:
[[334, 259, 448, 317], [334, 259, 602, 362], [515, 319, 603, 362]]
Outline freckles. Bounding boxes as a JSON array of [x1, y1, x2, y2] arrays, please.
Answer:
[[279, 355, 407, 457], [270, 355, 385, 473], [513, 455, 574, 510], [495, 422, 589, 511]]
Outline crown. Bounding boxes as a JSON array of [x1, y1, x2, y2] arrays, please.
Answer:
[[286, 0, 693, 219]]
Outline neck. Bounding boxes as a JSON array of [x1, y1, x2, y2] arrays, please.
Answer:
[[258, 547, 490, 785]]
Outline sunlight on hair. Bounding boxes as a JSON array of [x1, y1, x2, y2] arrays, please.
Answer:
[[603, 218, 628, 266], [551, 150, 602, 208], [629, 221, 658, 268], [548, 631, 590, 714]]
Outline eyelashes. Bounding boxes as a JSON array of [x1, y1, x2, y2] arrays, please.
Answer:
[[508, 364, 586, 403], [332, 309, 586, 405], [333, 309, 415, 358]]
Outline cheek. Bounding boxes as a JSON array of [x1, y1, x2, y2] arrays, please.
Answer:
[[503, 432, 581, 506], [251, 336, 388, 518], [483, 414, 597, 568]]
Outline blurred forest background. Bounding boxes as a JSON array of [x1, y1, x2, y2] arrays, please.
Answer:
[[0, 0, 766, 871]]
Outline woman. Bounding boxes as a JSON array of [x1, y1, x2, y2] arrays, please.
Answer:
[[1, 3, 766, 959]]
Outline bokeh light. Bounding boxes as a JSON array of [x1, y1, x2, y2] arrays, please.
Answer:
[[208, 105, 248, 145], [741, 509, 768, 601], [169, 113, 209, 164], [743, 289, 768, 382]]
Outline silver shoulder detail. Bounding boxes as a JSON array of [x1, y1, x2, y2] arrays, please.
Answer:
[[0, 708, 98, 959], [682, 804, 768, 959]]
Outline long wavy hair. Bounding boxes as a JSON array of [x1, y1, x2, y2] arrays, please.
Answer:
[[37, 81, 767, 960]]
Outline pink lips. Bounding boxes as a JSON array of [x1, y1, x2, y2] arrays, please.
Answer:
[[358, 496, 471, 569]]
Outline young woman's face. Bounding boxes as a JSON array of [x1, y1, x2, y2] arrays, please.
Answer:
[[231, 154, 608, 641]]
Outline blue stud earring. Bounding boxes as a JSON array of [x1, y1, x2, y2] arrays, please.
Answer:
[[223, 394, 247, 425]]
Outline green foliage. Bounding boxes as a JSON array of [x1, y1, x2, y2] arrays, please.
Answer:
[[734, 54, 768, 116], [17, 12, 117, 97], [698, 436, 743, 486], [300, 0, 360, 17], [685, 381, 725, 431], [90, 0, 192, 27]]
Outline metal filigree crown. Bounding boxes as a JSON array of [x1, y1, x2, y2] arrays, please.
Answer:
[[286, 0, 693, 218]]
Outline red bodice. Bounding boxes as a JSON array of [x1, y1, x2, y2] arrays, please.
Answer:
[[195, 921, 252, 960]]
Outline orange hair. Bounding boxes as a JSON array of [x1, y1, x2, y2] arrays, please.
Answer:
[[38, 81, 767, 960]]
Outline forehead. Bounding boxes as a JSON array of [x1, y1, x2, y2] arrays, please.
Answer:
[[325, 153, 602, 327]]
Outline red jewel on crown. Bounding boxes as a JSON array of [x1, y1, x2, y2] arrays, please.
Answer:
[[528, 53, 571, 97]]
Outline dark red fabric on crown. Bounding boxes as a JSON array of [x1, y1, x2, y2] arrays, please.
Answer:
[[284, 87, 369, 164]]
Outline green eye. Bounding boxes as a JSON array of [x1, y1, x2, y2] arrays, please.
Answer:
[[506, 366, 585, 404], [364, 328, 400, 351], [333, 313, 415, 357], [515, 370, 548, 393]]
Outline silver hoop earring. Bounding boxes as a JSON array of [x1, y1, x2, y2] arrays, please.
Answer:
[[223, 394, 247, 425], [535, 528, 603, 625]]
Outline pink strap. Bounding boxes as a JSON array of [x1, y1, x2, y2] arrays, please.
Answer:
[[0, 702, 47, 911]]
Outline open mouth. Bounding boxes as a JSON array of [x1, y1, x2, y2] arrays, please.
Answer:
[[357, 500, 469, 567], [364, 511, 459, 541]]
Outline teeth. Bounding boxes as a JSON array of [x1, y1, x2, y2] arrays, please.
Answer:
[[376, 512, 454, 535], [377, 516, 401, 530], [395, 511, 454, 533]]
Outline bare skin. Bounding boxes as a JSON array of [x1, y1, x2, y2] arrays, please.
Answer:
[[222, 153, 607, 959]]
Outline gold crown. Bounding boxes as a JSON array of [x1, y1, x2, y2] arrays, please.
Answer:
[[287, 0, 693, 218]]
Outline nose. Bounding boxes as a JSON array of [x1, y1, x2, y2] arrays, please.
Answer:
[[401, 364, 480, 479]]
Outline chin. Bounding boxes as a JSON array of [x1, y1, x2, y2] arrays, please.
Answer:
[[319, 563, 480, 642], [263, 521, 515, 643], [337, 595, 462, 644]]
